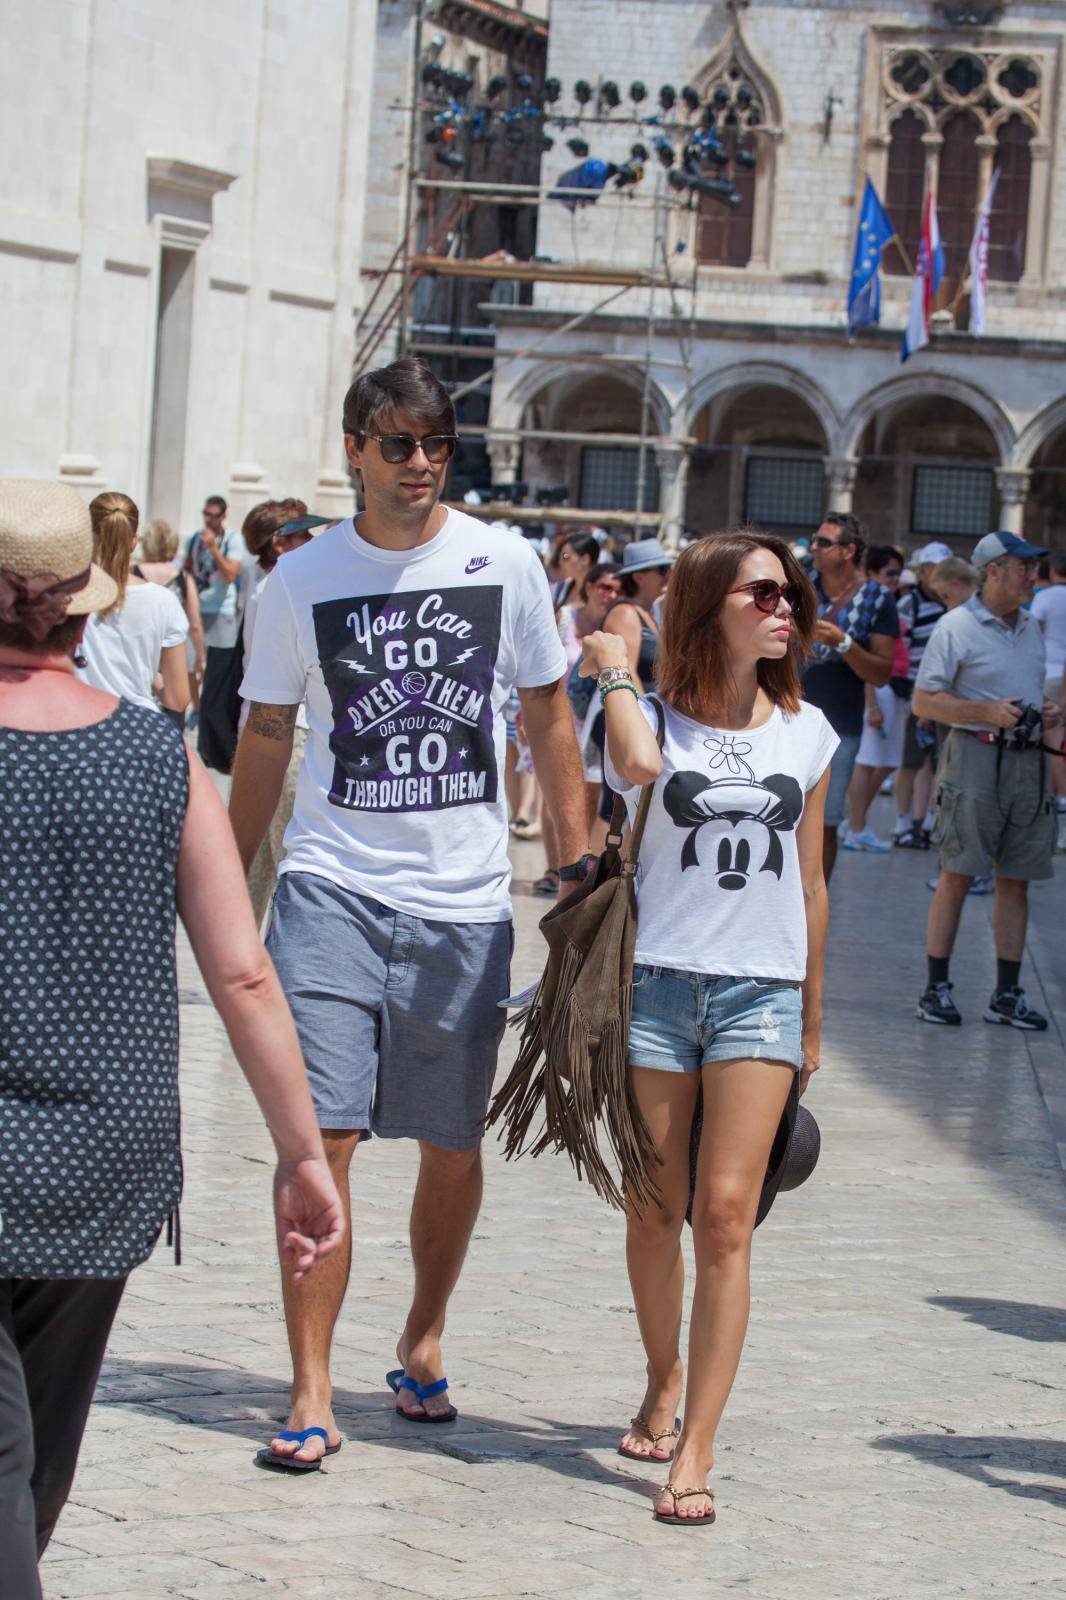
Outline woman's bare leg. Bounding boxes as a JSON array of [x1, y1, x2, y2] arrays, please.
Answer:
[[660, 1058, 794, 1519], [619, 1067, 700, 1459]]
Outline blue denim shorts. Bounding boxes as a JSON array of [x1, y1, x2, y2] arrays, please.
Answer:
[[629, 965, 804, 1073]]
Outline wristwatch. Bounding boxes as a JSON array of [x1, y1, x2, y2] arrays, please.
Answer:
[[558, 853, 597, 882], [837, 632, 855, 655]]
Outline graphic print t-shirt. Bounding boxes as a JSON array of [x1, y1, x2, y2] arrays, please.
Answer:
[[606, 697, 838, 979], [240, 510, 567, 921]]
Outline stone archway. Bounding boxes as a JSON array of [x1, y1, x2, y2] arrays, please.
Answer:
[[685, 379, 831, 536]]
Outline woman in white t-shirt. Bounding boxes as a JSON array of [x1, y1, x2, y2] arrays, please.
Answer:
[[77, 493, 189, 719], [585, 531, 836, 1527]]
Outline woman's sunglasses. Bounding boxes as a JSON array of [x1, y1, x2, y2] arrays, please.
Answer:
[[363, 433, 457, 465], [590, 580, 620, 596], [730, 579, 802, 614]]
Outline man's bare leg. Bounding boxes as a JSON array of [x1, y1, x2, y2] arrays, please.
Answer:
[[269, 1128, 361, 1462], [394, 1142, 482, 1419]]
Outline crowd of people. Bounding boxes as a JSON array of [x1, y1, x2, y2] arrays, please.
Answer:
[[1, 353, 1064, 1586]]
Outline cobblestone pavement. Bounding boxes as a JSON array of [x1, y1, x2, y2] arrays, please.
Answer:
[[41, 809, 1066, 1600]]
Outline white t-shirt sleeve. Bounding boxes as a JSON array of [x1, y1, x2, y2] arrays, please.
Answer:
[[513, 549, 569, 689], [805, 707, 840, 790], [604, 696, 659, 795], [239, 567, 306, 705], [158, 585, 189, 648]]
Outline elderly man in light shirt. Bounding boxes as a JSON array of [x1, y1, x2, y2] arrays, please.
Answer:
[[912, 531, 1062, 1031]]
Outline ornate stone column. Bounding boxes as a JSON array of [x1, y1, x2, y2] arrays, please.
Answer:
[[995, 468, 1030, 535], [825, 457, 859, 513], [487, 439, 521, 486], [655, 443, 688, 549]]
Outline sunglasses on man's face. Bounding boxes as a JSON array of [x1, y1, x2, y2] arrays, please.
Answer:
[[811, 534, 847, 550], [730, 579, 802, 614], [363, 433, 457, 465]]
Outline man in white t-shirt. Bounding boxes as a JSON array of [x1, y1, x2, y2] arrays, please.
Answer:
[[232, 356, 587, 1465]]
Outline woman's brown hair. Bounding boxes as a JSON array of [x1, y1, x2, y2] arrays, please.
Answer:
[[89, 491, 139, 616], [656, 530, 816, 719]]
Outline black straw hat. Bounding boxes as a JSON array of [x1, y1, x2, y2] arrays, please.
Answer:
[[686, 1074, 820, 1229]]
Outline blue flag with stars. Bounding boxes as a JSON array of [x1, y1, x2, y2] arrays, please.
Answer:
[[848, 177, 897, 338]]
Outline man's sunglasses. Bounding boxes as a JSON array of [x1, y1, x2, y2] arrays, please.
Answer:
[[730, 579, 802, 614], [363, 432, 457, 465], [811, 534, 847, 549]]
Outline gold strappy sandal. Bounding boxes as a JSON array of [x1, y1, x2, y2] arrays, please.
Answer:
[[618, 1411, 681, 1462], [653, 1483, 716, 1527]]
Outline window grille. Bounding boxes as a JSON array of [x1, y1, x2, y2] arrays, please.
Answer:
[[579, 447, 659, 512], [911, 464, 994, 537], [743, 457, 825, 529]]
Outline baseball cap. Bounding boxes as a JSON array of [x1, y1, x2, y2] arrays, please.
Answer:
[[277, 514, 332, 537], [910, 540, 953, 567], [972, 530, 1048, 566]]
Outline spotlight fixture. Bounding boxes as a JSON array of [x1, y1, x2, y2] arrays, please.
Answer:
[[735, 145, 758, 169], [421, 61, 444, 87], [489, 482, 530, 505], [513, 71, 534, 93], [629, 80, 648, 103], [712, 84, 731, 108], [436, 148, 465, 171], [611, 159, 644, 190], [601, 80, 621, 109], [630, 141, 649, 162], [654, 138, 676, 167], [539, 133, 555, 151], [543, 76, 562, 103], [668, 168, 741, 206], [566, 136, 590, 157], [574, 79, 593, 105], [681, 85, 701, 113], [535, 485, 570, 507], [736, 85, 752, 108], [486, 74, 508, 100], [658, 84, 677, 111]]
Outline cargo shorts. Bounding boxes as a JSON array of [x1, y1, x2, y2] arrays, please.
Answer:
[[931, 729, 1056, 882]]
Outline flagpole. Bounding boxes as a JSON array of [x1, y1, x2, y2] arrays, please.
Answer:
[[885, 233, 914, 277]]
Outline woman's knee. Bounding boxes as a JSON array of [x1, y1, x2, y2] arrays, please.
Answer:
[[689, 1184, 757, 1264], [627, 1189, 687, 1245]]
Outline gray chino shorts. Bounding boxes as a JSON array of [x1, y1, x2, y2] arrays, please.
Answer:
[[931, 730, 1056, 882], [266, 872, 512, 1150]]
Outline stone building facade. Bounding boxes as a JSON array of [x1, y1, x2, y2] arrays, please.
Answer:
[[484, 0, 1066, 549], [0, 0, 378, 533]]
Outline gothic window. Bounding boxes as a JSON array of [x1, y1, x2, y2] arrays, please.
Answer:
[[875, 42, 1045, 286], [990, 115, 1033, 283], [698, 128, 757, 267], [884, 110, 925, 275], [938, 111, 981, 282]]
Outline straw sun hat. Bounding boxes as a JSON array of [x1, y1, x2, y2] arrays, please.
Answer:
[[0, 478, 117, 638]]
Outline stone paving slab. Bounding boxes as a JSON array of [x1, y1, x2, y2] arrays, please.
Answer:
[[40, 818, 1066, 1598]]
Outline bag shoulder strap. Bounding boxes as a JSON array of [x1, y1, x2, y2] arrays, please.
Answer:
[[605, 696, 665, 868]]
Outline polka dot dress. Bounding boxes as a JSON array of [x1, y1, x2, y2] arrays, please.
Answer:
[[0, 700, 189, 1277]]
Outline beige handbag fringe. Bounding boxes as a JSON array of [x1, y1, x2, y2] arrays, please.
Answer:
[[486, 701, 665, 1211]]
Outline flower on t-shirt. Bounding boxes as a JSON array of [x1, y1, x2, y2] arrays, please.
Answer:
[[703, 733, 755, 779]]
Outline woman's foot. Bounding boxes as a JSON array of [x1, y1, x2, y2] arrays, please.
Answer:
[[654, 1434, 715, 1520], [618, 1362, 683, 1460], [394, 1336, 454, 1419]]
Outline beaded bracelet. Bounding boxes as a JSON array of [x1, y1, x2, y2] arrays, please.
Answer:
[[600, 681, 639, 706]]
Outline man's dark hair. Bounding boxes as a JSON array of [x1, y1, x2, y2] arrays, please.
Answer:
[[866, 543, 903, 575], [822, 511, 867, 564], [1050, 549, 1066, 580], [343, 356, 455, 442], [204, 495, 227, 515]]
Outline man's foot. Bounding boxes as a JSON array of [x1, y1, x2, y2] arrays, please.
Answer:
[[618, 1363, 684, 1460], [917, 981, 962, 1026], [393, 1338, 455, 1419], [894, 827, 929, 851], [267, 1398, 341, 1464], [984, 987, 1049, 1031]]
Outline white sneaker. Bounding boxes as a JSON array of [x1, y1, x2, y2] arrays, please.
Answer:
[[1057, 814, 1066, 854], [843, 826, 891, 853]]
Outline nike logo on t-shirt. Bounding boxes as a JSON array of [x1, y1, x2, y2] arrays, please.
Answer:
[[465, 557, 491, 574]]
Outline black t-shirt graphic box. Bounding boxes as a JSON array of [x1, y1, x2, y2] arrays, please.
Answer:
[[312, 584, 503, 813]]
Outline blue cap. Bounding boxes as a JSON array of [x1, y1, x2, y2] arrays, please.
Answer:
[[278, 515, 332, 537], [972, 530, 1048, 565]]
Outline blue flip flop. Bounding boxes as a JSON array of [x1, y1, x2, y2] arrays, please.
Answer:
[[385, 1368, 458, 1423], [255, 1426, 342, 1472]]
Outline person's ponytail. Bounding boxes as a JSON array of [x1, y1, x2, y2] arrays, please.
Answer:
[[88, 492, 139, 615]]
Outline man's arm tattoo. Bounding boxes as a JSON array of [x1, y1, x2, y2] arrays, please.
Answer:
[[520, 678, 563, 700], [246, 701, 300, 741]]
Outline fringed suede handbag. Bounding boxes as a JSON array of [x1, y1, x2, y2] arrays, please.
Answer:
[[486, 701, 665, 1212]]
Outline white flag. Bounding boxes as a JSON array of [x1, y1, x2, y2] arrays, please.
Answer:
[[968, 170, 1000, 336]]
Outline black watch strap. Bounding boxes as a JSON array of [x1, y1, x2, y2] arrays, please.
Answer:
[[558, 853, 597, 882]]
